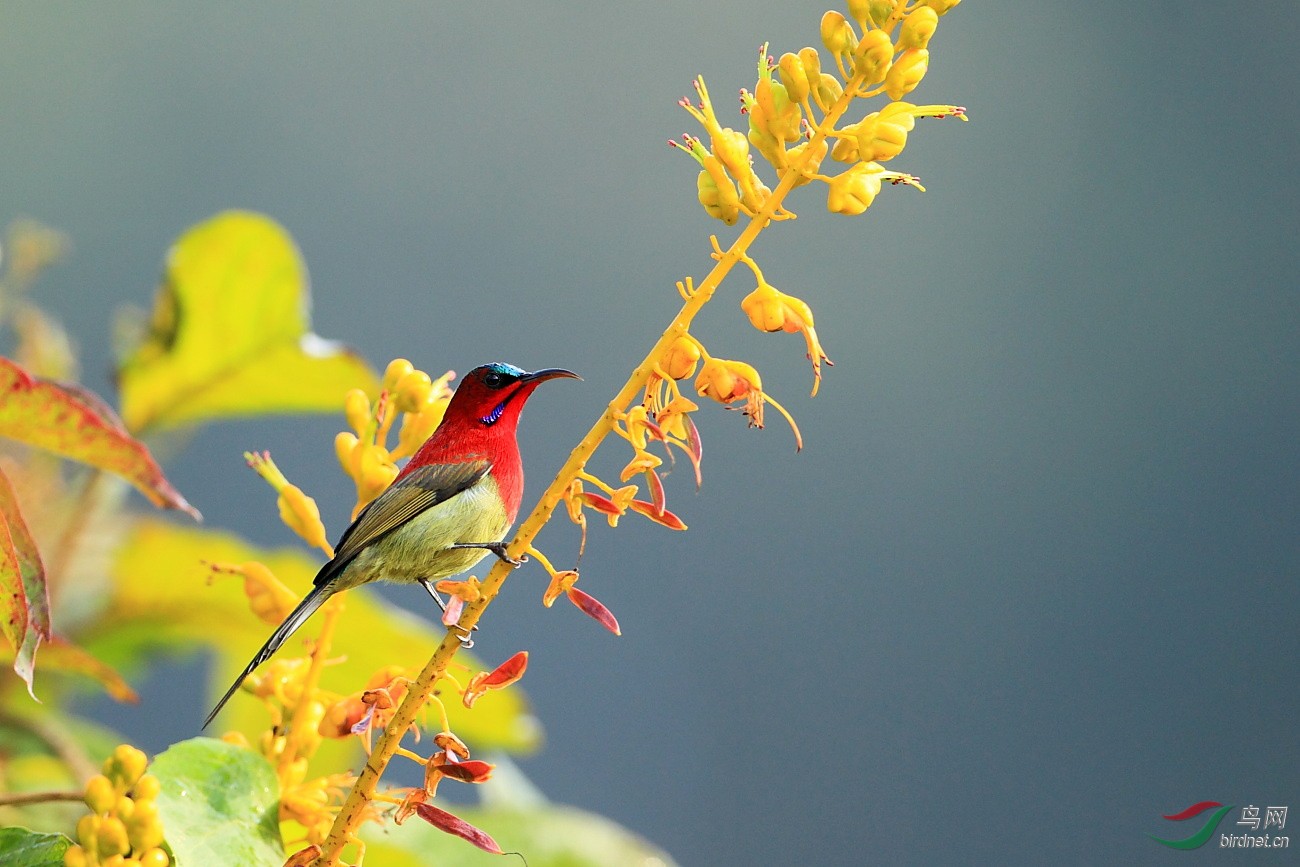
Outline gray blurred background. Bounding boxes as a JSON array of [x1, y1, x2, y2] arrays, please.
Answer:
[[4, 2, 1298, 864]]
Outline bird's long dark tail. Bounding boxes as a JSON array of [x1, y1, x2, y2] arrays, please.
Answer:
[[202, 584, 332, 730]]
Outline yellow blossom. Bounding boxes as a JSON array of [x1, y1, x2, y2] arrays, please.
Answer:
[[660, 335, 701, 380], [853, 29, 893, 85], [899, 6, 939, 50], [777, 52, 809, 104], [740, 283, 832, 395], [208, 561, 299, 626], [885, 48, 930, 101], [656, 396, 699, 441], [924, 0, 961, 15]]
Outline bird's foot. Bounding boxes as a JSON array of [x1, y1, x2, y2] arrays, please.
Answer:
[[418, 578, 478, 648], [450, 541, 525, 567], [418, 577, 448, 612]]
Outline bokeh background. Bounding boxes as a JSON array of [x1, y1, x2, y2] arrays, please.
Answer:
[[4, 2, 1298, 864]]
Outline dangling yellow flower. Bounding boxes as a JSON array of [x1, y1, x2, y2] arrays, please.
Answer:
[[740, 283, 833, 395]]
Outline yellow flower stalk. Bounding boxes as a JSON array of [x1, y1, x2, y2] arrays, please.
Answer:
[[308, 3, 968, 861]]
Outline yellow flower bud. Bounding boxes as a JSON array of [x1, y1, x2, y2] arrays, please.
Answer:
[[661, 336, 701, 380], [96, 816, 130, 858], [394, 402, 445, 458], [885, 48, 929, 100], [815, 73, 844, 111], [343, 388, 371, 435], [830, 127, 861, 163], [856, 115, 909, 162], [826, 163, 883, 215], [84, 774, 116, 814], [114, 795, 135, 819], [139, 848, 170, 867], [277, 485, 329, 552], [741, 283, 786, 332], [846, 0, 873, 28], [76, 813, 101, 848], [126, 800, 165, 853], [132, 774, 161, 802], [394, 369, 433, 413], [854, 29, 893, 85], [797, 47, 821, 85], [820, 11, 857, 59], [924, 0, 961, 15], [357, 444, 398, 504], [334, 431, 361, 478], [777, 53, 809, 104], [868, 0, 899, 28], [696, 167, 740, 226], [899, 6, 939, 49], [746, 120, 785, 172], [104, 745, 148, 790], [381, 358, 414, 391], [63, 845, 89, 867], [785, 137, 828, 187]]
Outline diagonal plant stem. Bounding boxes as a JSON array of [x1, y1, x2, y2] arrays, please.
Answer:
[[313, 65, 869, 867]]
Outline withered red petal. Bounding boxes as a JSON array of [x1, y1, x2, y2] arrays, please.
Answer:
[[629, 500, 688, 531], [481, 650, 529, 687], [413, 803, 504, 854], [567, 587, 622, 636], [644, 467, 666, 514], [438, 759, 495, 783], [580, 492, 623, 516]]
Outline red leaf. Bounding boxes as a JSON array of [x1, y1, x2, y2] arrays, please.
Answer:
[[0, 358, 200, 519], [629, 500, 688, 531], [413, 802, 504, 855], [567, 587, 622, 636]]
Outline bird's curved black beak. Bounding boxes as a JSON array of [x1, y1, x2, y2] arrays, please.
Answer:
[[521, 367, 582, 384]]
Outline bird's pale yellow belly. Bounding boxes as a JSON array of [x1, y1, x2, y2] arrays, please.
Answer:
[[331, 475, 512, 591]]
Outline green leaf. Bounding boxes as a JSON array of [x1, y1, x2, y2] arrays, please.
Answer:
[[150, 738, 283, 867], [0, 828, 72, 867], [116, 210, 379, 433]]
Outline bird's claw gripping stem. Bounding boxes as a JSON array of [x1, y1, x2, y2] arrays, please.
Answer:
[[450, 541, 525, 567], [417, 578, 477, 648]]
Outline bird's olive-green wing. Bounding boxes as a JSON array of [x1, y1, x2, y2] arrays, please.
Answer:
[[313, 459, 491, 587]]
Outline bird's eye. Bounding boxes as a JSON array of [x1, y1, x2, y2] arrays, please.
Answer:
[[483, 371, 505, 388]]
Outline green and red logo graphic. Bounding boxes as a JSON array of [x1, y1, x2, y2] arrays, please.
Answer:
[[1150, 801, 1234, 849]]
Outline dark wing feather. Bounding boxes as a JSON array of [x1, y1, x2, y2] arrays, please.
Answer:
[[314, 459, 491, 587]]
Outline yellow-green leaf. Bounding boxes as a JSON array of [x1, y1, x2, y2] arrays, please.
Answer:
[[116, 211, 379, 433], [101, 519, 541, 753], [0, 357, 199, 518], [0, 634, 138, 703]]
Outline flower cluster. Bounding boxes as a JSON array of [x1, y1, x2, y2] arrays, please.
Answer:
[[63, 745, 168, 867], [335, 360, 455, 518]]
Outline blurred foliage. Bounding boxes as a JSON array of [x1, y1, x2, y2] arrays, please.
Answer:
[[0, 213, 644, 866]]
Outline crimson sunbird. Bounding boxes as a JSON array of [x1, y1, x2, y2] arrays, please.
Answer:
[[202, 362, 579, 729]]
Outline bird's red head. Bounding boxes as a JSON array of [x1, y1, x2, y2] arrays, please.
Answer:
[[400, 363, 579, 517], [442, 363, 580, 434]]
